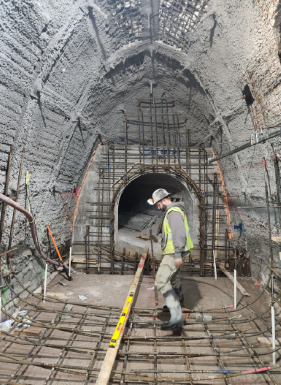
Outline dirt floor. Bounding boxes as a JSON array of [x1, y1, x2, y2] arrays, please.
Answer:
[[0, 269, 280, 384]]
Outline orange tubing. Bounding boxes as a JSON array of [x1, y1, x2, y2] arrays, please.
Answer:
[[47, 225, 62, 261]]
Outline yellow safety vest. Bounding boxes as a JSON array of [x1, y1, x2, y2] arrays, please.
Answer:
[[163, 206, 193, 255]]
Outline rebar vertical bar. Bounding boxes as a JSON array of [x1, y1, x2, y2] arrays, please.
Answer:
[[176, 114, 181, 167], [153, 96, 158, 168], [165, 98, 171, 166], [98, 170, 102, 272], [185, 120, 190, 175], [212, 173, 218, 275], [0, 146, 12, 248], [150, 229, 158, 304], [149, 98, 154, 165], [125, 118, 128, 179], [263, 158, 274, 268], [160, 99, 166, 164], [85, 225, 89, 274]]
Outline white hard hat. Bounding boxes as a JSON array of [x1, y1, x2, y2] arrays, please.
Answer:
[[147, 188, 171, 205]]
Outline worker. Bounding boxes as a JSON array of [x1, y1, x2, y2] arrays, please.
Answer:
[[148, 188, 193, 330]]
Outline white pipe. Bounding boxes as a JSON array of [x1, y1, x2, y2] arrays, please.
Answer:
[[234, 269, 237, 309], [43, 263, 48, 302], [213, 250, 217, 280], [69, 247, 72, 277], [272, 305, 276, 365]]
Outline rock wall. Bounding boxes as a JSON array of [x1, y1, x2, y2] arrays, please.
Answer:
[[0, 0, 281, 285]]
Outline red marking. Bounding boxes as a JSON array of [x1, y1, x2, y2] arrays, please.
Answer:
[[263, 157, 266, 166], [117, 323, 122, 331], [147, 316, 160, 320], [141, 255, 146, 260], [138, 263, 144, 268], [243, 367, 270, 375], [182, 308, 190, 318]]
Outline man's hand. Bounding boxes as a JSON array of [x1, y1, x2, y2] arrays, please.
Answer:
[[174, 258, 183, 268]]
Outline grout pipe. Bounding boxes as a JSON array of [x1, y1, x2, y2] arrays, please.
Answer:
[[271, 305, 276, 365], [69, 247, 72, 278], [234, 269, 237, 309], [213, 250, 217, 280], [271, 274, 276, 365]]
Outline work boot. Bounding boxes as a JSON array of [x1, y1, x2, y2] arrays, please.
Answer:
[[162, 285, 184, 312], [161, 289, 186, 330]]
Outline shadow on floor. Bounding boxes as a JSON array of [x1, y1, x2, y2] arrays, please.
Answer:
[[157, 276, 203, 321]]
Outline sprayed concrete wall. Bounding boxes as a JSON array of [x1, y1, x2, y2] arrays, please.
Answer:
[[0, 0, 281, 285]]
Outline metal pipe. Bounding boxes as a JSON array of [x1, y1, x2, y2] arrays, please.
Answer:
[[0, 193, 72, 272], [208, 127, 281, 164]]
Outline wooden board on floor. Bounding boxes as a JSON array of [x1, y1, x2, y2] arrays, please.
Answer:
[[96, 246, 149, 385], [272, 237, 281, 242], [13, 327, 42, 336], [0, 328, 42, 337], [217, 262, 250, 297], [47, 292, 66, 297], [257, 337, 280, 346]]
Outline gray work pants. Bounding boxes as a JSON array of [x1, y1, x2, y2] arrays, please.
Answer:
[[155, 253, 188, 295]]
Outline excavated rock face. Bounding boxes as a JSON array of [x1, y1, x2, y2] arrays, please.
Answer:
[[0, 0, 281, 284]]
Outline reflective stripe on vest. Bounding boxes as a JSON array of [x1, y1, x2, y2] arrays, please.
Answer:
[[163, 206, 193, 255]]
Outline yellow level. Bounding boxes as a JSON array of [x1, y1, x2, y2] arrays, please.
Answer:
[[109, 292, 134, 348]]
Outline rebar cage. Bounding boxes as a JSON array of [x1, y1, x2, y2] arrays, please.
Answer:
[[73, 95, 233, 277]]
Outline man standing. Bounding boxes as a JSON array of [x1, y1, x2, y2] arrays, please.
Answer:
[[149, 188, 193, 330]]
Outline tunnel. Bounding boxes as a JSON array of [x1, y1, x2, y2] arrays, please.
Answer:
[[116, 173, 198, 253], [2, 1, 281, 382]]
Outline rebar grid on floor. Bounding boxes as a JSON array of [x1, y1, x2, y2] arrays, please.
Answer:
[[1, 260, 281, 385]]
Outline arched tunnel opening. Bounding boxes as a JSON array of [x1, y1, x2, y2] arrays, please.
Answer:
[[117, 173, 197, 253]]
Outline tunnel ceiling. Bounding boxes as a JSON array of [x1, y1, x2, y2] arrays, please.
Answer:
[[1, 0, 281, 281]]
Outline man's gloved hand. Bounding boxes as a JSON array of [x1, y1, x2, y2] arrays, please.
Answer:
[[174, 257, 183, 268]]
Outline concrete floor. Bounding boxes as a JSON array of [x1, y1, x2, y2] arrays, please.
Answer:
[[0, 271, 280, 384]]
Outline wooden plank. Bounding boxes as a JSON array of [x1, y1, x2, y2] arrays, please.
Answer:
[[217, 262, 250, 297], [257, 337, 280, 346], [96, 246, 148, 385], [272, 237, 281, 242], [47, 292, 66, 298], [72, 257, 97, 267], [0, 328, 42, 337], [13, 328, 42, 336]]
